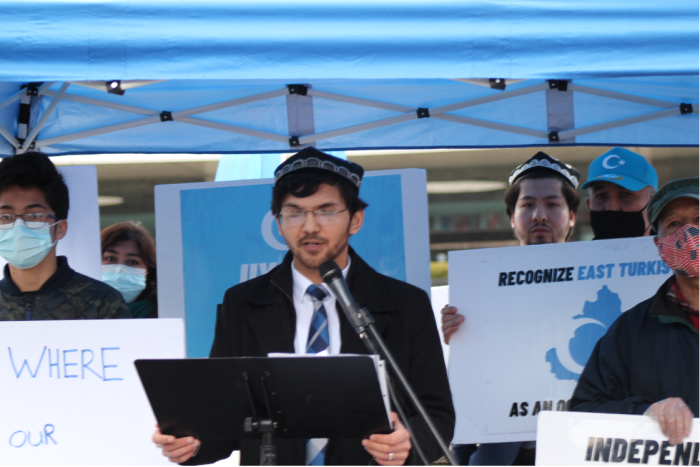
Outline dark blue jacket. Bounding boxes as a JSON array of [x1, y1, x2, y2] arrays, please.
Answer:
[[570, 278, 699, 416]]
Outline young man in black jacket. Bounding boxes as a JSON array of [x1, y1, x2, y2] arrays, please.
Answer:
[[0, 152, 129, 321], [570, 177, 699, 445], [153, 148, 454, 465]]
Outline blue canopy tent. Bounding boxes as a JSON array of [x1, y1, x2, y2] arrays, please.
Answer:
[[0, 0, 697, 157]]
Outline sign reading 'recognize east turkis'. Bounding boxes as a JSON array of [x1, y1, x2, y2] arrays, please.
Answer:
[[448, 237, 671, 444], [536, 411, 699, 466]]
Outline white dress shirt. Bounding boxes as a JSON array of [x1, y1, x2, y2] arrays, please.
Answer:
[[291, 258, 350, 355]]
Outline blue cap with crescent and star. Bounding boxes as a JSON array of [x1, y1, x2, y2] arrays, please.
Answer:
[[581, 147, 658, 192]]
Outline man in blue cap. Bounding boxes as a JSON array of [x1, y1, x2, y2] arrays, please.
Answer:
[[581, 147, 658, 239]]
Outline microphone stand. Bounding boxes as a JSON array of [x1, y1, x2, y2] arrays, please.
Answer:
[[340, 300, 457, 466]]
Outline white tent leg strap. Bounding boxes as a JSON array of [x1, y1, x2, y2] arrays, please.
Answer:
[[546, 80, 575, 143], [287, 84, 316, 148], [15, 92, 31, 145], [10, 83, 54, 153], [558, 104, 697, 140]]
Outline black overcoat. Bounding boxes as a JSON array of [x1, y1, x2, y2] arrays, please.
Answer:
[[184, 248, 455, 465], [570, 278, 699, 417]]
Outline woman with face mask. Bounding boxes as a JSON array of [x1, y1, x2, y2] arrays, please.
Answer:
[[100, 221, 158, 318]]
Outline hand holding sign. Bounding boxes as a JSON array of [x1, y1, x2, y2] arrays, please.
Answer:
[[152, 424, 200, 464], [644, 398, 694, 445], [440, 305, 464, 344]]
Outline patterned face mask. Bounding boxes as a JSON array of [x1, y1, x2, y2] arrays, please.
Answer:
[[656, 224, 699, 277]]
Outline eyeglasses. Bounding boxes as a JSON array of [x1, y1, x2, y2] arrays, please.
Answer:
[[278, 208, 349, 226], [0, 212, 59, 230]]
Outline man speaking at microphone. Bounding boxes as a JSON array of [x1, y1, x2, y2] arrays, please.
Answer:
[[153, 148, 455, 465]]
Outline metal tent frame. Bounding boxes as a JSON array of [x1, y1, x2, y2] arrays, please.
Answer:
[[1, 79, 696, 155]]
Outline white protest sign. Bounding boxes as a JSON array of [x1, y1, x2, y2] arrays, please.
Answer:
[[0, 319, 184, 466], [448, 237, 672, 444], [536, 411, 699, 466], [0, 165, 101, 280]]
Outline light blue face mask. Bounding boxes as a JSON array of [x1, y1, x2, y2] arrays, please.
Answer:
[[0, 220, 58, 269], [102, 264, 147, 303]]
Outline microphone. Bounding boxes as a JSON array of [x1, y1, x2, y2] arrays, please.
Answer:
[[319, 260, 374, 333], [320, 260, 455, 465]]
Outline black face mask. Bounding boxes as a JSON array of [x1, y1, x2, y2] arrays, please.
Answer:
[[589, 206, 648, 240]]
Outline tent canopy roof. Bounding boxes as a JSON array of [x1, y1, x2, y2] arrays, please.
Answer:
[[2, 0, 698, 81]]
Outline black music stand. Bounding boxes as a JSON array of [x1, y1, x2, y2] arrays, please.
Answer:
[[136, 356, 391, 465]]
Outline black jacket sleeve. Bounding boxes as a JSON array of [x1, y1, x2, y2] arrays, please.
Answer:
[[569, 317, 653, 415], [400, 289, 455, 463]]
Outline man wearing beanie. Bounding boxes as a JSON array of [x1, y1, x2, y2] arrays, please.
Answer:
[[153, 148, 455, 466]]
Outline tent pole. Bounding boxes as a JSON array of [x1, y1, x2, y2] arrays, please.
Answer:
[[43, 90, 160, 116], [546, 80, 575, 144], [308, 82, 548, 115], [0, 82, 54, 114], [0, 125, 20, 149], [23, 82, 70, 150], [0, 89, 24, 113], [177, 117, 290, 143], [171, 89, 289, 120], [559, 105, 696, 140], [429, 83, 548, 114], [434, 114, 548, 138], [299, 113, 418, 145], [569, 84, 679, 108], [35, 114, 162, 148], [286, 84, 315, 149]]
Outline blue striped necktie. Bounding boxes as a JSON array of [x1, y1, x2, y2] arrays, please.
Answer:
[[305, 284, 329, 465]]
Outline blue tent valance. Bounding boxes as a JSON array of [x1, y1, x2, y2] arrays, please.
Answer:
[[1, 1, 697, 81], [0, 1, 697, 156]]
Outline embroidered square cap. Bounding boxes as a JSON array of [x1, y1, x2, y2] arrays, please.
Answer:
[[274, 147, 364, 190], [648, 177, 699, 231], [509, 151, 580, 188], [581, 147, 658, 191]]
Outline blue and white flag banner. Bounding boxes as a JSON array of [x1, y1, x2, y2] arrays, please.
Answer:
[[536, 411, 699, 466], [155, 169, 430, 358], [448, 237, 671, 444]]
